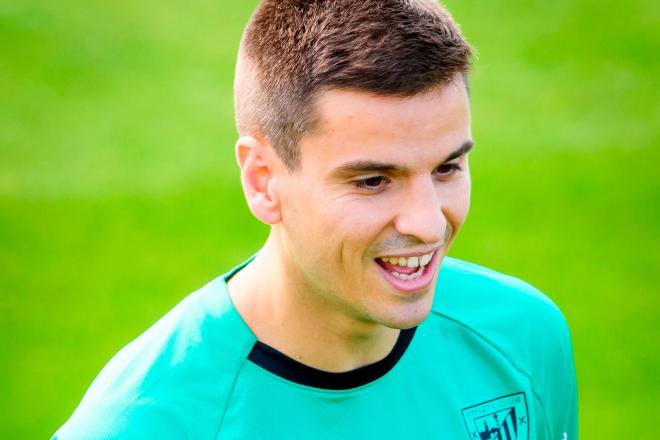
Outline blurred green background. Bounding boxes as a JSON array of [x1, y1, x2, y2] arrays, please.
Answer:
[[1, 0, 658, 437]]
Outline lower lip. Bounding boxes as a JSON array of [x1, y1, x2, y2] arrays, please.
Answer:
[[375, 251, 440, 293]]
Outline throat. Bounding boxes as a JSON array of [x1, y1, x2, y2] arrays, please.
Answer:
[[228, 245, 402, 372]]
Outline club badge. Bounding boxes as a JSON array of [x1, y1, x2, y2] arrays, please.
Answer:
[[462, 392, 529, 440]]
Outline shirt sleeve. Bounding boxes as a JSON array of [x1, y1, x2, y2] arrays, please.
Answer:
[[536, 307, 579, 440]]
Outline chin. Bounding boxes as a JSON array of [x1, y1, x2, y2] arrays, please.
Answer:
[[378, 299, 435, 330]]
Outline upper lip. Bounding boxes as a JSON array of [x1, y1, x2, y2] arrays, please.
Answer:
[[376, 247, 439, 259]]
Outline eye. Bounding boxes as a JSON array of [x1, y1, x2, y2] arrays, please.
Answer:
[[353, 176, 390, 191], [434, 162, 462, 177]]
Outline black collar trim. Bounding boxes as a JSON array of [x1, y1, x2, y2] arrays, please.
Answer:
[[247, 327, 417, 390]]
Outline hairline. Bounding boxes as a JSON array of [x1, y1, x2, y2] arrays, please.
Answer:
[[282, 74, 470, 172]]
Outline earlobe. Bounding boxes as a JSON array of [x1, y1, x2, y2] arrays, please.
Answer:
[[235, 136, 282, 225]]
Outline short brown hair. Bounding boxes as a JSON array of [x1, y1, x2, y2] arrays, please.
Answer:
[[234, 0, 472, 169]]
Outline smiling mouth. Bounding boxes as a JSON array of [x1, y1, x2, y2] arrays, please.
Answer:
[[374, 250, 439, 293], [376, 251, 435, 280]]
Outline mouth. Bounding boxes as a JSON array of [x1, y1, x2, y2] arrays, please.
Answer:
[[374, 249, 440, 293]]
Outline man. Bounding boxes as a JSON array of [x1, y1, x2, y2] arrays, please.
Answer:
[[54, 0, 578, 439]]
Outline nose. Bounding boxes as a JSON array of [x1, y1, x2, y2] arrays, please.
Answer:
[[393, 176, 447, 245]]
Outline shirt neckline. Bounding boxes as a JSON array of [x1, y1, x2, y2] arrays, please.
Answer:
[[247, 326, 417, 390], [222, 254, 418, 390]]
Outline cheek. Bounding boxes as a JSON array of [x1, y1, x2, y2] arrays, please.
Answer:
[[440, 176, 471, 224], [325, 196, 393, 243], [279, 184, 327, 258]]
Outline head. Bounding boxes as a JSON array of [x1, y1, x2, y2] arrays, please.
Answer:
[[234, 0, 473, 329]]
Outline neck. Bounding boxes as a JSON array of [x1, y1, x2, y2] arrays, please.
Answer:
[[227, 233, 400, 372]]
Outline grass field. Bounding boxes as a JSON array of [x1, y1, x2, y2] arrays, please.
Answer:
[[1, 0, 658, 438]]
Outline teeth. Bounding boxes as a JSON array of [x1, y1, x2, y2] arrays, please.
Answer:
[[380, 251, 434, 269], [420, 253, 432, 266], [391, 265, 425, 280]]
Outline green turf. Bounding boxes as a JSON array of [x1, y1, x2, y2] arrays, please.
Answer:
[[1, 0, 658, 438]]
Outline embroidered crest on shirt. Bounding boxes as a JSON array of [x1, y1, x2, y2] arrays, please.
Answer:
[[461, 392, 529, 440]]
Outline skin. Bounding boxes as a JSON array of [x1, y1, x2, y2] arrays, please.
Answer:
[[228, 79, 473, 372]]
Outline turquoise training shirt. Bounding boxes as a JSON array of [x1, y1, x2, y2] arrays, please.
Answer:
[[53, 257, 578, 439]]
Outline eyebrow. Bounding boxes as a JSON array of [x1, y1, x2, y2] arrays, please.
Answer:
[[333, 140, 474, 176]]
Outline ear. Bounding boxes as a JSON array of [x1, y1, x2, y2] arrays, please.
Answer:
[[235, 135, 282, 225]]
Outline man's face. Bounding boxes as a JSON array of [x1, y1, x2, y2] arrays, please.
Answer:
[[276, 82, 472, 329]]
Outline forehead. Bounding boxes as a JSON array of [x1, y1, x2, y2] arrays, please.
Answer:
[[300, 83, 471, 169]]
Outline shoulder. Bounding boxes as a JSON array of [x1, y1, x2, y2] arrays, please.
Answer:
[[433, 256, 568, 329], [430, 257, 573, 375], [428, 258, 578, 437], [53, 276, 256, 439]]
